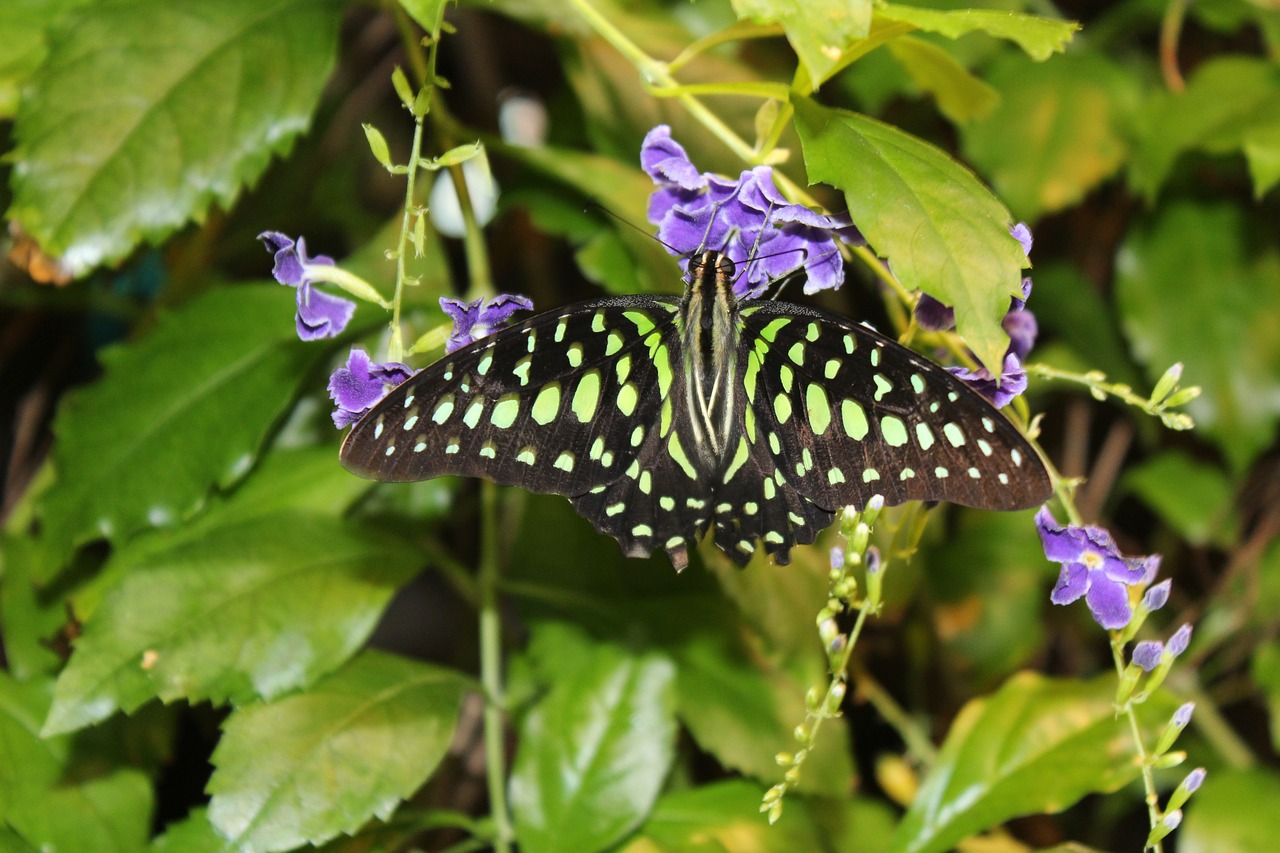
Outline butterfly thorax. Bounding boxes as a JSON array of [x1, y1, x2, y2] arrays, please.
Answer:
[[679, 251, 741, 467]]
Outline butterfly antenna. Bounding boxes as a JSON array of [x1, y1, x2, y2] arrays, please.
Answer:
[[582, 202, 684, 257]]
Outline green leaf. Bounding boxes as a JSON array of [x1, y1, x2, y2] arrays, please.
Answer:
[[70, 444, 377, 621], [922, 508, 1050, 688], [1243, 123, 1280, 197], [663, 604, 853, 795], [0, 0, 90, 118], [10, 768, 153, 853], [398, 0, 449, 33], [961, 51, 1136, 219], [44, 514, 424, 735], [793, 96, 1024, 373], [886, 36, 999, 126], [1130, 57, 1280, 201], [1181, 768, 1280, 853], [729, 0, 871, 88], [0, 673, 154, 853], [1123, 452, 1236, 546], [0, 534, 67, 679], [624, 780, 826, 852], [151, 808, 231, 852], [874, 4, 1079, 61], [1114, 202, 1280, 472], [888, 672, 1169, 853], [7, 0, 342, 276], [511, 622, 678, 853], [37, 286, 327, 569], [207, 651, 467, 852]]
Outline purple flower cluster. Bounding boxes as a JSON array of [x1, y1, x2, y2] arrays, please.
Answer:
[[642, 126, 861, 299], [440, 294, 533, 354], [259, 232, 356, 341], [918, 224, 1038, 408], [1035, 507, 1159, 630], [328, 348, 415, 428]]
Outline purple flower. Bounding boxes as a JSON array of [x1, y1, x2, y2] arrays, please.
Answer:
[[440, 294, 533, 354], [829, 546, 844, 571], [865, 545, 882, 575], [259, 232, 356, 341], [1172, 702, 1195, 727], [641, 126, 861, 299], [948, 353, 1028, 409], [1166, 623, 1193, 657], [1132, 641, 1164, 671], [1011, 222, 1033, 256], [1142, 579, 1172, 611], [328, 347, 415, 429], [1183, 768, 1206, 793], [1036, 507, 1154, 630]]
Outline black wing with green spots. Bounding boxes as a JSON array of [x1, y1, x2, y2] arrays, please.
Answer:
[[341, 252, 1052, 569]]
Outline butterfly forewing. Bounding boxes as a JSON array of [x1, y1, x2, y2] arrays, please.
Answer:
[[342, 297, 679, 490], [736, 302, 1052, 512]]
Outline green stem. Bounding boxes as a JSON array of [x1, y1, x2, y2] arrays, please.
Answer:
[[478, 481, 512, 852], [1111, 640, 1162, 852], [855, 667, 938, 766], [389, 97, 426, 364]]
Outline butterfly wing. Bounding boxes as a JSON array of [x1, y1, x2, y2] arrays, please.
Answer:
[[736, 301, 1053, 514], [340, 296, 712, 569]]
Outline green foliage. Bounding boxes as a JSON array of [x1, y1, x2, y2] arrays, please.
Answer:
[[1, 0, 1274, 851]]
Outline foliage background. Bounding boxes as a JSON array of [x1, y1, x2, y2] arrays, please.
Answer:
[[1, 0, 1279, 851]]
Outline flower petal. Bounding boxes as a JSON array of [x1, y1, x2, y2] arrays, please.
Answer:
[[1036, 507, 1086, 564], [1050, 561, 1089, 605], [1084, 571, 1133, 629], [296, 283, 356, 341]]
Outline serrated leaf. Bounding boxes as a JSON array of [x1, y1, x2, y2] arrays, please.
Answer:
[[0, 534, 67, 679], [1130, 57, 1280, 201], [7, 0, 342, 276], [888, 672, 1171, 853], [1114, 202, 1280, 472], [10, 770, 153, 853], [961, 51, 1136, 219], [0, 674, 153, 853], [511, 622, 678, 853], [875, 4, 1078, 61], [0, 0, 90, 118], [887, 35, 999, 126], [151, 808, 231, 852], [1181, 768, 1280, 853], [207, 651, 467, 853], [70, 445, 376, 621], [793, 97, 1023, 373], [44, 514, 424, 735], [37, 286, 326, 569], [729, 0, 871, 88]]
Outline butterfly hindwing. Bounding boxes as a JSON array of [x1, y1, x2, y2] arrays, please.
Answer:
[[738, 302, 1052, 513]]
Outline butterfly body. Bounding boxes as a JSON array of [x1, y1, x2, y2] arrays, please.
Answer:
[[341, 253, 1052, 570]]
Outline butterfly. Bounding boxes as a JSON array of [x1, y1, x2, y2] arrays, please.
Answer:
[[340, 251, 1052, 570]]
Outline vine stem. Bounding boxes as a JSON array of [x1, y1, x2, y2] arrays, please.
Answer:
[[478, 481, 513, 852], [1111, 640, 1162, 853]]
